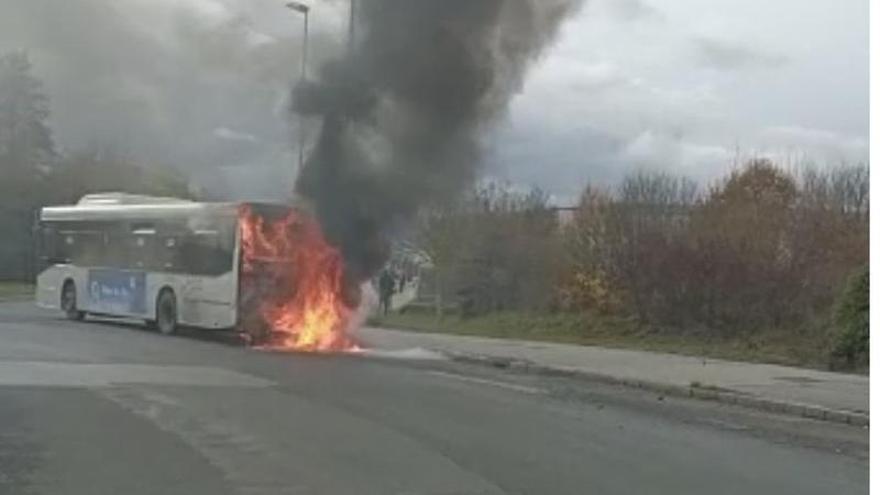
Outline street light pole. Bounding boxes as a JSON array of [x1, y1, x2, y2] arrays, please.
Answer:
[[286, 2, 310, 175], [348, 0, 356, 53], [301, 8, 309, 79]]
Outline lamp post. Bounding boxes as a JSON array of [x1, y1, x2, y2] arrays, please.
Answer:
[[348, 0, 356, 53], [286, 1, 310, 174]]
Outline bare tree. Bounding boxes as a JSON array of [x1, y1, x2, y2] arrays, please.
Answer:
[[417, 183, 563, 316]]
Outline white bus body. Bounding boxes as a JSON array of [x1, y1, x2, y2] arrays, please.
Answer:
[[35, 193, 286, 333]]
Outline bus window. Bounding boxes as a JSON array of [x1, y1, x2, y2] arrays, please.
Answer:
[[131, 222, 156, 235], [161, 236, 179, 271], [178, 229, 234, 276], [59, 225, 104, 267], [39, 224, 64, 265], [127, 222, 156, 270], [131, 236, 156, 270], [98, 222, 125, 269]]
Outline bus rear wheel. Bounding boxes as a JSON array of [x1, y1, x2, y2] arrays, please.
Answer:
[[61, 281, 85, 321], [156, 290, 178, 335]]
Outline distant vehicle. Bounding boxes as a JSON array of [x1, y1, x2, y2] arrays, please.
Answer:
[[34, 193, 287, 339]]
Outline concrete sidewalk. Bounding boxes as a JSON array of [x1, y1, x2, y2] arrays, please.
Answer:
[[357, 326, 869, 425]]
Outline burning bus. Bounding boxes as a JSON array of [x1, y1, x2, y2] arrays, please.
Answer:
[[34, 193, 356, 351]]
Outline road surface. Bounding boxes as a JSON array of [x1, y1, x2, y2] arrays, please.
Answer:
[[0, 302, 867, 494]]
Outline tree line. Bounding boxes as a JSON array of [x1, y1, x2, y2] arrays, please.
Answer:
[[418, 160, 869, 369], [0, 51, 190, 279]]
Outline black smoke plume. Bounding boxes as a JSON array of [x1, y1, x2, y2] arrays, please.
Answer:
[[293, 0, 583, 291]]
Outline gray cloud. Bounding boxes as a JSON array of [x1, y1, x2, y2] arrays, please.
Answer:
[[488, 124, 624, 201], [693, 36, 789, 70], [0, 0, 347, 201], [0, 0, 868, 203], [214, 127, 259, 143], [603, 0, 662, 22]]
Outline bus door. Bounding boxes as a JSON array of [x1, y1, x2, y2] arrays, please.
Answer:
[[178, 227, 237, 328]]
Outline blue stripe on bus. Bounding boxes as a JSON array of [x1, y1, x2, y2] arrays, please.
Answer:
[[87, 269, 147, 315]]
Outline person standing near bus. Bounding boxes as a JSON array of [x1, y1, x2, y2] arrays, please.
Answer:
[[379, 269, 395, 315], [397, 269, 406, 293]]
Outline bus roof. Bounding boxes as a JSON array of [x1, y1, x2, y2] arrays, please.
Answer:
[[77, 192, 194, 206], [40, 193, 289, 222]]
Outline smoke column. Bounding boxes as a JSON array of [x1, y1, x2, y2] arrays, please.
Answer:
[[293, 0, 584, 294]]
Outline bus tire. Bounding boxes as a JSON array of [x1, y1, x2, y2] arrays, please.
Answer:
[[156, 289, 178, 335], [61, 280, 85, 321]]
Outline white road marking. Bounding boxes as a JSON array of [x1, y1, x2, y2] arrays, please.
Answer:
[[427, 370, 545, 395], [0, 361, 273, 388], [100, 388, 305, 495]]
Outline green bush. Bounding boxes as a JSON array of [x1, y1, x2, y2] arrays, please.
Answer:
[[831, 266, 869, 369]]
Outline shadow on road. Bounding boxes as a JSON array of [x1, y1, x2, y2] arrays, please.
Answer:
[[77, 314, 375, 358], [79, 315, 250, 348]]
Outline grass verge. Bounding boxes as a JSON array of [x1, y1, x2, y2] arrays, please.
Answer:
[[0, 282, 34, 301], [370, 310, 833, 371]]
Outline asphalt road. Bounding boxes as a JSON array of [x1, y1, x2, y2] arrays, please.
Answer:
[[0, 301, 868, 495]]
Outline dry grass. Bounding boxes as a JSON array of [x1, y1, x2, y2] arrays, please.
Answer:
[[0, 282, 34, 301], [371, 310, 833, 370]]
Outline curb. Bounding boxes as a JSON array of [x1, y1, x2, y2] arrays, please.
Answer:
[[442, 350, 869, 427]]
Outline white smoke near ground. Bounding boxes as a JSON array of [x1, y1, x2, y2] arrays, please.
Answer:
[[349, 282, 379, 336]]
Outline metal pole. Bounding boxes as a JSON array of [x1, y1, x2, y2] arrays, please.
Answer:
[[348, 0, 356, 53], [298, 10, 309, 173], [302, 10, 309, 79]]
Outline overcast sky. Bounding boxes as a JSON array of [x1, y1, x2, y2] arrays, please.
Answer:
[[1, 0, 869, 202], [490, 0, 869, 199]]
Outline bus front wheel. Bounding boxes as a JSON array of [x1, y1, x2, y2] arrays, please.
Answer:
[[156, 290, 178, 335], [61, 281, 85, 321]]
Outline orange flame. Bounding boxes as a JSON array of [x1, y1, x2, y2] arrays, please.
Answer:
[[239, 205, 357, 352]]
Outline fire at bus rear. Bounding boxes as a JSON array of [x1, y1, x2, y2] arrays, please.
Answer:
[[237, 205, 359, 352]]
